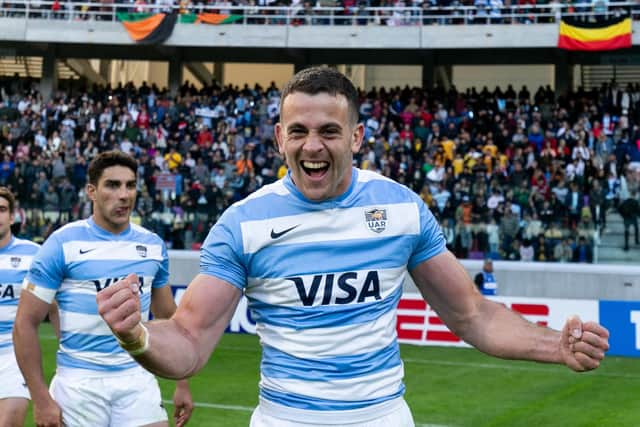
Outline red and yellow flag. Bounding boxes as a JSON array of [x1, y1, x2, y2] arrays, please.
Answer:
[[558, 17, 632, 51]]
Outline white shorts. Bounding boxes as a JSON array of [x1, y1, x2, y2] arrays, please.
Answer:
[[0, 349, 30, 400], [249, 397, 415, 427], [50, 368, 168, 427]]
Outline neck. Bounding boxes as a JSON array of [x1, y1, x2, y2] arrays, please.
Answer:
[[0, 232, 13, 250], [92, 215, 128, 235]]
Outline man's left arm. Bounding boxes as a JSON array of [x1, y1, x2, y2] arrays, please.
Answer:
[[410, 251, 609, 372], [151, 285, 194, 427]]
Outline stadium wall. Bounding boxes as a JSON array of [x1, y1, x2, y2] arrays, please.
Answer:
[[167, 251, 640, 357], [168, 250, 640, 301]]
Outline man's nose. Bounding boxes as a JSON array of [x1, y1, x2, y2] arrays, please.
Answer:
[[303, 132, 324, 152]]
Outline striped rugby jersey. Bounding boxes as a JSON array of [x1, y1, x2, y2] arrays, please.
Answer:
[[201, 167, 446, 412], [0, 236, 40, 355], [25, 217, 169, 373]]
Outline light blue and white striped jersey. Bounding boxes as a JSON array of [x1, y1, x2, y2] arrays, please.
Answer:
[[201, 168, 446, 413], [0, 236, 40, 355], [25, 217, 169, 373]]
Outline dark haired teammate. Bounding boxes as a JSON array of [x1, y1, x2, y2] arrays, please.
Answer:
[[98, 68, 609, 426], [14, 151, 193, 427], [0, 187, 39, 427]]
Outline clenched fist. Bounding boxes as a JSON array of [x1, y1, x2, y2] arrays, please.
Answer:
[[96, 273, 143, 343], [560, 315, 610, 372]]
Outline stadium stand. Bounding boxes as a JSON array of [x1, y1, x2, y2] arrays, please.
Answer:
[[1, 0, 639, 263], [1, 73, 639, 263]]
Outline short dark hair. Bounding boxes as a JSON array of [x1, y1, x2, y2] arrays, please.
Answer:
[[87, 151, 138, 186], [0, 187, 15, 212], [280, 67, 359, 125]]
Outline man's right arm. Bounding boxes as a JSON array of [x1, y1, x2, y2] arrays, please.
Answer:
[[13, 288, 62, 425], [97, 273, 242, 379]]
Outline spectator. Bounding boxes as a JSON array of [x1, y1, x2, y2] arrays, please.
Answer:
[[572, 236, 594, 263], [519, 238, 534, 261], [553, 237, 574, 262], [474, 258, 498, 295], [618, 191, 639, 251]]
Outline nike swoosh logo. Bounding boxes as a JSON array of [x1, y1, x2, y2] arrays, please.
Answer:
[[79, 248, 96, 254], [270, 225, 300, 239]]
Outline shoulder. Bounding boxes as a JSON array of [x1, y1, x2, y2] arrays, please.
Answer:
[[355, 168, 422, 203], [223, 179, 291, 220], [11, 237, 41, 254], [47, 219, 91, 243], [236, 179, 290, 207], [129, 222, 166, 246]]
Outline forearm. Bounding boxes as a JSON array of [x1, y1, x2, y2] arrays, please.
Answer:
[[132, 318, 208, 380], [176, 379, 190, 389], [13, 322, 52, 404], [413, 252, 564, 365], [460, 299, 563, 364], [101, 274, 242, 380]]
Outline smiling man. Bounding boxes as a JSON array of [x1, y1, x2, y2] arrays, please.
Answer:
[[13, 151, 193, 427], [97, 68, 609, 427]]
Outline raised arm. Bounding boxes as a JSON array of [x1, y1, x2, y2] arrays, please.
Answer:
[[149, 284, 194, 427], [97, 273, 242, 379], [410, 251, 609, 371]]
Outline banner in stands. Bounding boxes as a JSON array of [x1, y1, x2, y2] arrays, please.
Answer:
[[121, 13, 178, 44], [120, 12, 243, 43], [557, 16, 632, 51]]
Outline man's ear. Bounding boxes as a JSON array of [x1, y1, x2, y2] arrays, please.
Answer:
[[274, 123, 287, 165], [351, 122, 365, 154], [86, 183, 97, 202]]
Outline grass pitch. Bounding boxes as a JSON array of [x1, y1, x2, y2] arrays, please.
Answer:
[[28, 324, 640, 426]]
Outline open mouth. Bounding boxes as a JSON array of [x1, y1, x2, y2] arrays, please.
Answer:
[[301, 161, 329, 178]]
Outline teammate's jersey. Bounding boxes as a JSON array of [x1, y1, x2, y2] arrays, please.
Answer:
[[481, 271, 497, 296], [201, 167, 446, 412], [0, 236, 40, 355], [25, 217, 169, 373]]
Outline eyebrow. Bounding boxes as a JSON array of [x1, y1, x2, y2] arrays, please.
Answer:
[[287, 122, 343, 132], [104, 179, 136, 186]]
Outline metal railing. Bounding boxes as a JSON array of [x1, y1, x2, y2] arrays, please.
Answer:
[[0, 0, 637, 26]]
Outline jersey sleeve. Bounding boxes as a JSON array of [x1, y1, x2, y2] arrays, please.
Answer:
[[23, 233, 65, 303], [200, 210, 247, 290], [408, 198, 448, 270], [152, 240, 170, 288]]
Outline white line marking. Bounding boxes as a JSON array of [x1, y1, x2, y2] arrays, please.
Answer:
[[163, 399, 254, 412], [403, 358, 640, 379]]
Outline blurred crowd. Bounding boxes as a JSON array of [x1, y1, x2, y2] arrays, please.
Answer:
[[2, 0, 637, 26], [1, 73, 639, 261]]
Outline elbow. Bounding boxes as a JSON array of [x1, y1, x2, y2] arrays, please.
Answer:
[[447, 314, 476, 343]]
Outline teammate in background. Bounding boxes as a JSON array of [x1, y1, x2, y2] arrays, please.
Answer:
[[474, 258, 498, 296], [97, 68, 609, 427], [0, 187, 40, 427], [13, 151, 193, 427]]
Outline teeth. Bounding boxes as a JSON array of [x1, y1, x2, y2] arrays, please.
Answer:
[[302, 161, 328, 169]]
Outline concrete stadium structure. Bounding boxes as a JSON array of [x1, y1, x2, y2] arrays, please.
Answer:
[[3, 3, 640, 97], [167, 250, 640, 301]]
